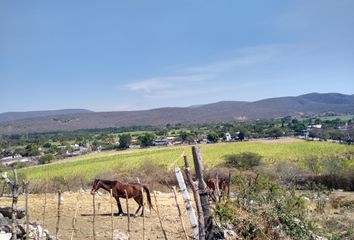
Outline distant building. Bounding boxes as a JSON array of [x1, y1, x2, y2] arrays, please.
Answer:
[[225, 132, 232, 142], [154, 139, 168, 146], [308, 124, 322, 129]]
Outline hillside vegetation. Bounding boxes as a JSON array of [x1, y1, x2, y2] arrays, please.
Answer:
[[1, 93, 353, 134]]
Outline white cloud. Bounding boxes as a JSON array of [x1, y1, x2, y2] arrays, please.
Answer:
[[127, 74, 212, 93], [126, 44, 307, 100]]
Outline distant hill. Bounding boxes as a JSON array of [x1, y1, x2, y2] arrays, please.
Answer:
[[0, 109, 93, 123], [0, 93, 353, 134]]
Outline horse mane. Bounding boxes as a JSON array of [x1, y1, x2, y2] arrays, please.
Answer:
[[98, 179, 119, 184]]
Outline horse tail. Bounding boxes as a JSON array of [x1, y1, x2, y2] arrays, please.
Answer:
[[143, 185, 153, 210]]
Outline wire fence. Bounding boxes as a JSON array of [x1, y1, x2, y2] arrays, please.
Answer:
[[0, 185, 194, 240]]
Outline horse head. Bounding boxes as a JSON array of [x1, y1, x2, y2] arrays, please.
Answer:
[[91, 178, 100, 195]]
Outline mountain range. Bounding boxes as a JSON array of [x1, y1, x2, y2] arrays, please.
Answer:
[[0, 93, 353, 134]]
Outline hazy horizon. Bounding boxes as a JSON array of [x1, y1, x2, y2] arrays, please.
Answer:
[[0, 92, 353, 114], [1, 1, 353, 113]]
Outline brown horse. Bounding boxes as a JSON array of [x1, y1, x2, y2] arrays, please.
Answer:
[[207, 177, 229, 201], [91, 179, 152, 216]]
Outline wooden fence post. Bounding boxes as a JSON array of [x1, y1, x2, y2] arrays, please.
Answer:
[[215, 173, 220, 202], [175, 168, 199, 239], [42, 183, 47, 229], [110, 189, 114, 240], [153, 191, 168, 240], [11, 169, 18, 240], [70, 194, 80, 240], [1, 181, 5, 197], [172, 186, 188, 240], [92, 192, 96, 240], [227, 171, 231, 199], [124, 190, 131, 234], [141, 187, 145, 240], [184, 156, 205, 240], [192, 147, 211, 221], [24, 181, 30, 240], [56, 190, 62, 240]]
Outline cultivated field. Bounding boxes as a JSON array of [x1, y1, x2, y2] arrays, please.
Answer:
[[18, 138, 354, 183]]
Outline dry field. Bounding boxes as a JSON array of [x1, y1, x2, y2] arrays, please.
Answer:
[[1, 189, 354, 239], [0, 190, 195, 240]]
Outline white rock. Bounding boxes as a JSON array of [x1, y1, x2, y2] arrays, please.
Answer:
[[113, 230, 128, 240], [302, 197, 310, 201], [0, 233, 11, 240]]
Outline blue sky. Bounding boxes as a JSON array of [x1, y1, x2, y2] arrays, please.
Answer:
[[0, 0, 353, 113]]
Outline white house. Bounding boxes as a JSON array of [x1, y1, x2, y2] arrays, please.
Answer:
[[225, 132, 232, 142]]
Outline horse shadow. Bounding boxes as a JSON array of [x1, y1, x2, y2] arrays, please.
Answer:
[[81, 212, 138, 217]]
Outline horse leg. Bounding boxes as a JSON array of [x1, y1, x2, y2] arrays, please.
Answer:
[[115, 196, 124, 215], [133, 195, 143, 216]]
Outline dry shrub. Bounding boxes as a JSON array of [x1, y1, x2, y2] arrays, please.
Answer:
[[275, 161, 308, 180]]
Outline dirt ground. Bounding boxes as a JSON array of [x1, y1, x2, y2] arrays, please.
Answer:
[[0, 190, 194, 240], [1, 189, 353, 240]]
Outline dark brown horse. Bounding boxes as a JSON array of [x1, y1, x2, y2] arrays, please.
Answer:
[[91, 179, 152, 216], [207, 177, 229, 201]]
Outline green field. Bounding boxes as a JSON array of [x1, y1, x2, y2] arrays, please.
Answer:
[[17, 139, 354, 183], [299, 114, 354, 121]]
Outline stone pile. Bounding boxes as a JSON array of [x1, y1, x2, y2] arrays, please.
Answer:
[[0, 206, 55, 240]]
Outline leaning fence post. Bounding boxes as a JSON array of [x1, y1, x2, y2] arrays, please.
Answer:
[[184, 156, 205, 240], [56, 190, 62, 240], [192, 146, 211, 224], [172, 186, 188, 240], [153, 191, 168, 240], [175, 168, 199, 239]]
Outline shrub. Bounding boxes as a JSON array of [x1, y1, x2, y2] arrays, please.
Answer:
[[304, 156, 321, 175], [138, 133, 155, 147], [118, 133, 131, 149], [322, 156, 344, 176], [224, 152, 262, 170], [39, 154, 54, 164], [207, 132, 219, 143]]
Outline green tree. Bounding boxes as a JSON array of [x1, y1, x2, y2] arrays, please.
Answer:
[[179, 131, 196, 144], [207, 132, 219, 143], [138, 133, 155, 147], [118, 134, 132, 149], [39, 154, 54, 164], [266, 127, 283, 139], [43, 142, 52, 148]]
